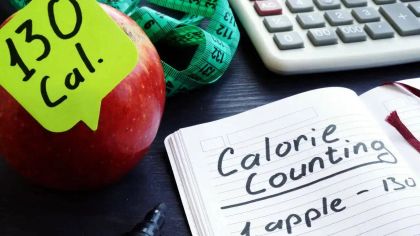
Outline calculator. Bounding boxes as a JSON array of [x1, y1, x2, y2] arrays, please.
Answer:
[[228, 0, 420, 74]]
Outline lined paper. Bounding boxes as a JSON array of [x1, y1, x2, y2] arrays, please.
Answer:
[[361, 78, 420, 168], [166, 87, 420, 236]]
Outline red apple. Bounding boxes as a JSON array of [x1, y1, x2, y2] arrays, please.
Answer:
[[0, 4, 166, 190]]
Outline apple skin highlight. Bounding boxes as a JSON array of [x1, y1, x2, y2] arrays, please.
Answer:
[[0, 4, 166, 190]]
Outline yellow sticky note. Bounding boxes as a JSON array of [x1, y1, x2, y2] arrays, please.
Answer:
[[0, 0, 138, 132]]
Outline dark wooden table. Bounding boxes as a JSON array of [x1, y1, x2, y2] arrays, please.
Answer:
[[1, 2, 420, 235]]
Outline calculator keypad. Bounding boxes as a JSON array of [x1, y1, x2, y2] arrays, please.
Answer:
[[364, 21, 395, 38], [286, 0, 315, 12], [250, 0, 420, 50], [409, 2, 420, 16], [342, 0, 368, 8], [337, 25, 367, 42], [325, 10, 354, 25], [274, 32, 305, 49], [352, 7, 381, 22], [373, 0, 397, 5], [254, 0, 283, 16], [379, 3, 420, 35], [297, 12, 326, 28], [307, 28, 339, 45], [264, 15, 294, 32], [314, 0, 342, 10]]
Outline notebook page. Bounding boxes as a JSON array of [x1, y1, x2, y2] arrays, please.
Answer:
[[360, 78, 420, 169], [169, 88, 420, 236]]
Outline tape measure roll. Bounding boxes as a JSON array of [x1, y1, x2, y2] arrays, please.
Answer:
[[7, 0, 240, 96]]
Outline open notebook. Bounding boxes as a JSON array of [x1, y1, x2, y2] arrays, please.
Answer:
[[164, 79, 420, 236]]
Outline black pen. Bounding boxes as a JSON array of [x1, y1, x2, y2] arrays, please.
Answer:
[[125, 203, 167, 236]]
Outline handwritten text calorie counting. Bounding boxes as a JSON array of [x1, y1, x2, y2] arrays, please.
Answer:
[[217, 124, 395, 201]]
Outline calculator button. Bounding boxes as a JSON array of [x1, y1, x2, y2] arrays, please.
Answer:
[[296, 12, 325, 28], [337, 25, 367, 42], [364, 21, 395, 39], [325, 10, 354, 25], [379, 3, 420, 36], [264, 16, 293, 32], [307, 28, 338, 46], [274, 32, 304, 50], [352, 7, 381, 23], [286, 0, 314, 13], [408, 2, 420, 16], [342, 0, 367, 8], [314, 0, 341, 10], [373, 0, 396, 5], [254, 0, 283, 16]]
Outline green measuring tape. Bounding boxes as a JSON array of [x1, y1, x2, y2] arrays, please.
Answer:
[[8, 0, 240, 96]]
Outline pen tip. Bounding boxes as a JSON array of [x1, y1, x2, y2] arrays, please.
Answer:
[[156, 203, 167, 213]]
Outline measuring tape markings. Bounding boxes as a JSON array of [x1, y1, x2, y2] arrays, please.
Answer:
[[180, 14, 205, 26], [129, 7, 182, 44], [7, 0, 240, 96], [148, 0, 217, 17], [152, 1, 239, 96]]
